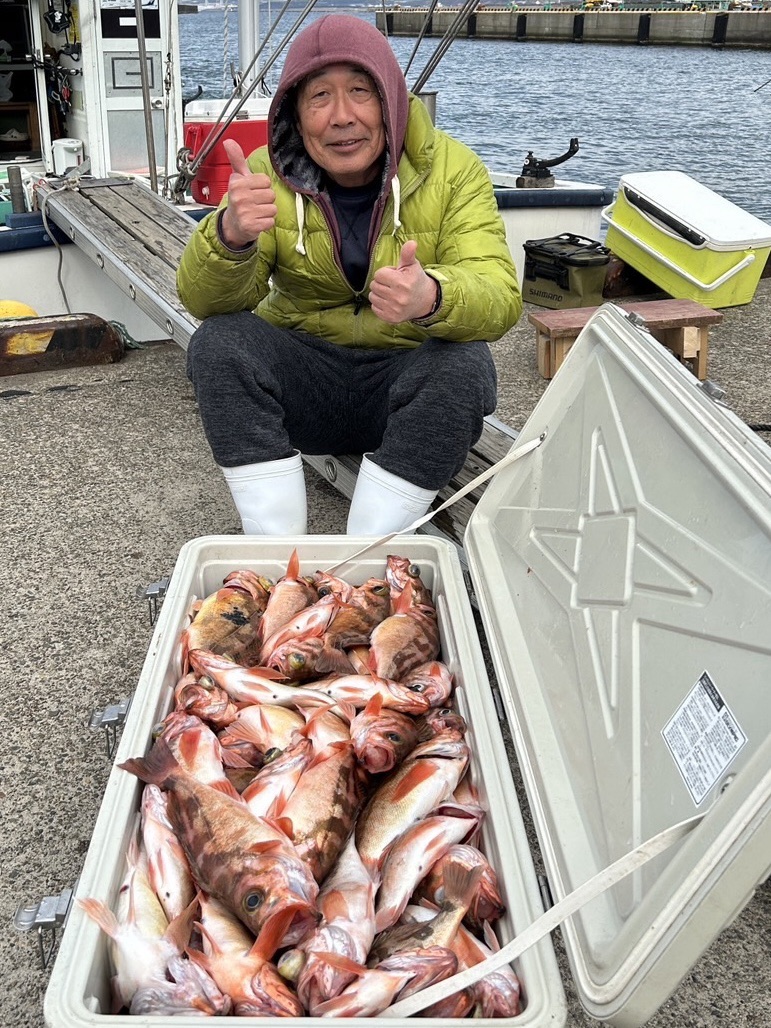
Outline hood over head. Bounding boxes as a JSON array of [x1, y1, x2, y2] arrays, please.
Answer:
[[268, 15, 409, 195]]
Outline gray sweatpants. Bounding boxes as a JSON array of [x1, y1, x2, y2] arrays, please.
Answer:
[[186, 312, 497, 491]]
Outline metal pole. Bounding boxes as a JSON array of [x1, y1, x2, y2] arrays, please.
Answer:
[[238, 0, 261, 89], [134, 0, 158, 192]]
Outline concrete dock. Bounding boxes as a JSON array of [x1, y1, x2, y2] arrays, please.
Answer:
[[378, 8, 771, 48], [2, 281, 770, 1027]]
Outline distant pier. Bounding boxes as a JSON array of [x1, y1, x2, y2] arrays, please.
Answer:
[[376, 9, 771, 47]]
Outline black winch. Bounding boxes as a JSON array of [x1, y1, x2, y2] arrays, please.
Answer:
[[516, 137, 580, 188]]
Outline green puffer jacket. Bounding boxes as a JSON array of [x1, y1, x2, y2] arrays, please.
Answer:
[[177, 95, 521, 348]]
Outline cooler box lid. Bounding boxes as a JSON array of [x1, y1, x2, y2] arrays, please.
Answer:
[[184, 96, 272, 121], [523, 233, 611, 266], [617, 171, 771, 251], [464, 303, 771, 1025]]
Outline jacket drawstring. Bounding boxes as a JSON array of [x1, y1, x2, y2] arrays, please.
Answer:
[[295, 193, 307, 255], [391, 174, 402, 233]]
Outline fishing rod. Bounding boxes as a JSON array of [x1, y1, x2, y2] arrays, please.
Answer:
[[186, 0, 321, 177], [411, 0, 482, 94], [402, 0, 440, 80]]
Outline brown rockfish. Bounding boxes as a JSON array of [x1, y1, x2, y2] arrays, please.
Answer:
[[119, 738, 319, 950], [368, 581, 440, 682]]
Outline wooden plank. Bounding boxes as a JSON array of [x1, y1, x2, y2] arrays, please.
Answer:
[[528, 298, 723, 340], [83, 186, 189, 266], [42, 186, 190, 320], [103, 182, 201, 247]]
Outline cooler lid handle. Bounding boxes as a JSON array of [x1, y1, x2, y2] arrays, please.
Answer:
[[622, 187, 707, 248]]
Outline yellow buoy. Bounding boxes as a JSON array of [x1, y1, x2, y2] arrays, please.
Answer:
[[0, 301, 53, 355], [0, 300, 39, 319]]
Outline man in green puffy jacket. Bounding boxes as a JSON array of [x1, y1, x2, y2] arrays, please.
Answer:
[[177, 13, 521, 536]]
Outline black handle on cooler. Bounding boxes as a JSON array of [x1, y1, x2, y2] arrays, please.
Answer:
[[623, 188, 706, 247]]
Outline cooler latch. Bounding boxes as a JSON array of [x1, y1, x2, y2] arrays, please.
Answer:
[[516, 138, 580, 188], [14, 883, 76, 970], [89, 696, 133, 757], [138, 576, 170, 625]]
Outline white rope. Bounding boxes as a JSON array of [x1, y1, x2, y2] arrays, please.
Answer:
[[381, 813, 703, 1018], [324, 432, 545, 575]]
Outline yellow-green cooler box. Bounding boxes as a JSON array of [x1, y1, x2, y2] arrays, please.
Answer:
[[602, 171, 771, 308]]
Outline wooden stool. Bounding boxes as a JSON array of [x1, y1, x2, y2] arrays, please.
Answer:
[[529, 299, 724, 380]]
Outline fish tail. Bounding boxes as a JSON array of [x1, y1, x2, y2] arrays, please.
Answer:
[[119, 737, 180, 788], [78, 897, 119, 939], [441, 860, 485, 914]]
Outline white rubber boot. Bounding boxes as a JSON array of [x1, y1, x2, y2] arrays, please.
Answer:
[[346, 455, 438, 536], [220, 451, 307, 535]]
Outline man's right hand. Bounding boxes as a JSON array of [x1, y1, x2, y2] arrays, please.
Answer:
[[219, 139, 277, 249]]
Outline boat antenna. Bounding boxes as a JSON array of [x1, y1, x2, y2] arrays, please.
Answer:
[[411, 0, 481, 95]]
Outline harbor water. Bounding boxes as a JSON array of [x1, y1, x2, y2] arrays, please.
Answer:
[[179, 5, 771, 223]]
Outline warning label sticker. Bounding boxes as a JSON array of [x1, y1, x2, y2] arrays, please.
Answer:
[[662, 671, 747, 806]]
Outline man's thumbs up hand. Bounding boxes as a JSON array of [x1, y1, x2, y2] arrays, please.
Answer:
[[370, 241, 439, 325], [219, 139, 277, 249]]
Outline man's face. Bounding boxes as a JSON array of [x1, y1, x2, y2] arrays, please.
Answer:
[[296, 64, 385, 188]]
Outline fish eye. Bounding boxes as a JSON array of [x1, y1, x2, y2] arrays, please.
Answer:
[[408, 681, 426, 693], [373, 584, 389, 595], [243, 890, 265, 912], [385, 732, 403, 743], [408, 563, 421, 577], [318, 586, 332, 597], [151, 721, 165, 740], [197, 675, 215, 690], [264, 747, 281, 763], [288, 652, 307, 670]]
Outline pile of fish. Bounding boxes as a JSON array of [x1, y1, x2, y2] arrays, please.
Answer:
[[80, 552, 521, 1018]]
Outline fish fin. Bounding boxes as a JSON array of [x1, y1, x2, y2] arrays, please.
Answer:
[[246, 837, 292, 857], [119, 737, 179, 788], [252, 906, 301, 962], [319, 887, 352, 923], [248, 664, 288, 681], [286, 548, 300, 580], [220, 746, 254, 769], [206, 777, 243, 801], [393, 579, 414, 614], [391, 760, 440, 803], [78, 897, 119, 938], [314, 644, 355, 677], [481, 920, 500, 951], [311, 950, 367, 977], [186, 943, 215, 974], [362, 692, 384, 717], [441, 860, 485, 913], [264, 815, 295, 840], [164, 895, 198, 951], [334, 701, 357, 724]]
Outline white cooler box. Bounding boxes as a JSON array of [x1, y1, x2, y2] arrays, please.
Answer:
[[602, 171, 771, 308], [44, 306, 771, 1027]]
